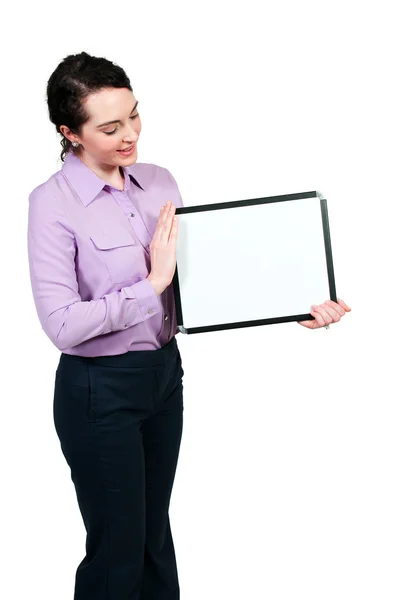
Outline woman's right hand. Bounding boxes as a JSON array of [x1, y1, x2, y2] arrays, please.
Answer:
[[147, 201, 179, 295]]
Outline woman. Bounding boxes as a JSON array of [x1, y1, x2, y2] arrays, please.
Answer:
[[27, 51, 351, 600]]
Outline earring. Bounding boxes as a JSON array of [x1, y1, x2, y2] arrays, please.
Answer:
[[72, 141, 79, 147]]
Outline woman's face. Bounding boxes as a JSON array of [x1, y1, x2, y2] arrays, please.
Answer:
[[61, 87, 142, 171]]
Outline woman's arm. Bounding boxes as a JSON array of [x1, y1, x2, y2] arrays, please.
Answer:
[[27, 188, 161, 351]]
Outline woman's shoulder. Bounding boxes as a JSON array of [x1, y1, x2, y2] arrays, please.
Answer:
[[28, 169, 61, 203], [28, 185, 57, 221], [28, 169, 69, 225]]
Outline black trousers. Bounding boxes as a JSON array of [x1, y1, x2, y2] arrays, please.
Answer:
[[53, 335, 184, 600]]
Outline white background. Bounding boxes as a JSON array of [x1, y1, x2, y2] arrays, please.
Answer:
[[1, 1, 397, 598]]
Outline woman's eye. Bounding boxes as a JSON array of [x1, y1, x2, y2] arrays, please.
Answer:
[[104, 114, 139, 135]]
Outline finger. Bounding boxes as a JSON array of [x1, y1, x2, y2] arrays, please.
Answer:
[[162, 203, 176, 243], [319, 302, 341, 322], [163, 203, 175, 231], [170, 216, 178, 238], [312, 305, 334, 325], [159, 202, 172, 218], [310, 306, 326, 327], [159, 202, 174, 242], [324, 300, 346, 316], [153, 202, 172, 243], [311, 305, 333, 325], [337, 298, 351, 311], [298, 318, 320, 329]]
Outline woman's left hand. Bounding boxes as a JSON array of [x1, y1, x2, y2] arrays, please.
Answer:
[[297, 298, 351, 329]]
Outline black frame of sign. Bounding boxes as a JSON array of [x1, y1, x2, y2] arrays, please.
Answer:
[[172, 190, 337, 334]]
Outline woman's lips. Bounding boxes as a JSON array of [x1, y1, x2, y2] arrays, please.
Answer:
[[117, 144, 135, 156]]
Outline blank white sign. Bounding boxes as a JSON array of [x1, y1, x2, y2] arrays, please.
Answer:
[[172, 190, 337, 334]]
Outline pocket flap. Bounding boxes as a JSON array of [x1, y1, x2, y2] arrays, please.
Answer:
[[89, 229, 136, 250]]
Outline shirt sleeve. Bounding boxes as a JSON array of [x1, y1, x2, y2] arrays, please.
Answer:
[[27, 187, 161, 351], [164, 168, 184, 208]]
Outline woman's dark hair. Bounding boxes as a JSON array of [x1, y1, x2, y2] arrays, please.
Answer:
[[46, 51, 133, 162]]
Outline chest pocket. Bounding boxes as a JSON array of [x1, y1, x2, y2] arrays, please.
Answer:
[[89, 229, 137, 285]]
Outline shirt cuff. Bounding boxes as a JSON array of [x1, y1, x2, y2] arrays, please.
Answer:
[[129, 277, 161, 321]]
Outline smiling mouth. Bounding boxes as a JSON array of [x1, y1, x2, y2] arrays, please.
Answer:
[[118, 144, 135, 152]]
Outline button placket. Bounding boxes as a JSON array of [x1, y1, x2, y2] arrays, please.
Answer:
[[115, 189, 150, 253]]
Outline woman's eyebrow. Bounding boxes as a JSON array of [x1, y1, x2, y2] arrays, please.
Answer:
[[96, 100, 139, 128]]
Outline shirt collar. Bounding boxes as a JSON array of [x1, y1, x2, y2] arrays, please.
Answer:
[[61, 150, 145, 207]]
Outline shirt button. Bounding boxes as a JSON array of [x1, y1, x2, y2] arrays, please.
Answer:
[[164, 315, 168, 320], [130, 212, 134, 217], [148, 309, 153, 314]]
